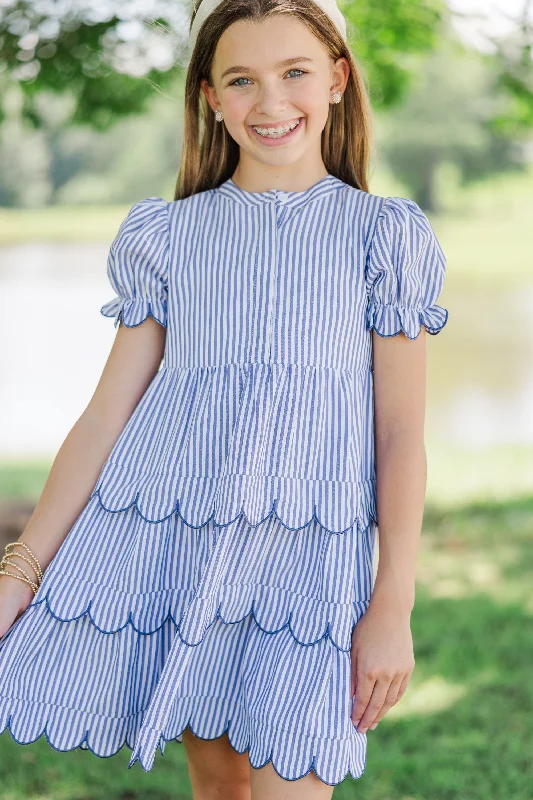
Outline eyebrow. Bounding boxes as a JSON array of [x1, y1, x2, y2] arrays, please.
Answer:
[[220, 56, 314, 80]]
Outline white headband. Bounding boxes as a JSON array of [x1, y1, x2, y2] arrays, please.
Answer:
[[188, 0, 347, 56]]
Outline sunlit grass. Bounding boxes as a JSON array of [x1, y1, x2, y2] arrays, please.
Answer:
[[425, 442, 533, 506], [418, 493, 533, 611], [1, 164, 532, 796], [1, 168, 532, 290], [0, 205, 132, 245], [0, 466, 532, 798], [372, 164, 533, 290], [384, 675, 469, 720]]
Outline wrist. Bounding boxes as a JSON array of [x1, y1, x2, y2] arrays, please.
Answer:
[[369, 580, 415, 617], [0, 572, 35, 602], [0, 539, 44, 597]]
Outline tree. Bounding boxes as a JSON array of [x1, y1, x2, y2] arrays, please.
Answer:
[[378, 36, 527, 212], [346, 0, 444, 107], [1, 0, 531, 136], [0, 1, 186, 128], [0, 0, 447, 129]]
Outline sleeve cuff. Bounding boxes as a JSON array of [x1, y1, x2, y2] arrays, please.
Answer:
[[100, 296, 168, 330], [366, 301, 449, 339]]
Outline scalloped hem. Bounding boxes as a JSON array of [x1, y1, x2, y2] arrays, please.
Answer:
[[100, 297, 167, 330], [366, 301, 448, 340], [0, 695, 366, 786], [0, 695, 139, 759], [28, 583, 370, 652], [90, 465, 378, 535], [90, 486, 377, 535], [129, 713, 367, 785]]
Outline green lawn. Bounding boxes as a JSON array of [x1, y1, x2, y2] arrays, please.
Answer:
[[0, 461, 532, 799], [1, 169, 532, 797], [1, 168, 532, 289]]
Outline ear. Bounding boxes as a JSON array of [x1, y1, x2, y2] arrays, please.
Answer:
[[200, 78, 220, 114], [330, 56, 350, 94]]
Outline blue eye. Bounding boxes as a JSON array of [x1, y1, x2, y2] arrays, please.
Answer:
[[230, 77, 252, 87], [229, 69, 307, 87]]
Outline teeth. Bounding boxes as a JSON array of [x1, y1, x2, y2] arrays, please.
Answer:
[[252, 119, 300, 138]]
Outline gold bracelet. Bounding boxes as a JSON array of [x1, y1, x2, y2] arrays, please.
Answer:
[[1, 551, 41, 582], [0, 556, 40, 589], [4, 541, 43, 583], [6, 541, 43, 581], [0, 567, 39, 594], [0, 539, 43, 596]]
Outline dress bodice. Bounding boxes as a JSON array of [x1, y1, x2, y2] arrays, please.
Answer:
[[94, 174, 448, 533]]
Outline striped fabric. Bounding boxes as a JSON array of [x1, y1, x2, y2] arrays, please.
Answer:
[[0, 500, 377, 782], [93, 174, 448, 534], [0, 173, 448, 785]]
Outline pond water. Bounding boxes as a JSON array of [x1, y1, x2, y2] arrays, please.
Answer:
[[1, 242, 532, 458]]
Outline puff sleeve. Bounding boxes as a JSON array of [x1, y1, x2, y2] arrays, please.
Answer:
[[100, 197, 169, 329], [365, 196, 448, 339]]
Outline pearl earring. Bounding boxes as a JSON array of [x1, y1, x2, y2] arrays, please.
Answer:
[[331, 91, 342, 104], [215, 109, 224, 121]]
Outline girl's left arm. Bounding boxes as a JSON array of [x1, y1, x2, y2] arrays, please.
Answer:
[[351, 327, 427, 733]]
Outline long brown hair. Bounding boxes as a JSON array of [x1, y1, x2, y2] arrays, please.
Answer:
[[174, 0, 374, 200]]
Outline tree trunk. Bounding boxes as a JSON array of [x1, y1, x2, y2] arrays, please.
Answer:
[[416, 161, 439, 213]]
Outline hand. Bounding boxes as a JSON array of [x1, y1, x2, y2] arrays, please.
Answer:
[[0, 575, 34, 639], [350, 592, 415, 733]]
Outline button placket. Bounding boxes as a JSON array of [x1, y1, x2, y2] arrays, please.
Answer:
[[265, 192, 288, 363]]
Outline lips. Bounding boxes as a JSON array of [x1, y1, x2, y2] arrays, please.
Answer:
[[250, 118, 302, 138], [247, 116, 305, 146], [250, 117, 301, 130]]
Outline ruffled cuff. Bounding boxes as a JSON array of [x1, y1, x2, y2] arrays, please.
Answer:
[[366, 301, 448, 339], [100, 296, 168, 329]]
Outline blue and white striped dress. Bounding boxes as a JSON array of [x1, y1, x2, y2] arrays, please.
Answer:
[[0, 173, 448, 785]]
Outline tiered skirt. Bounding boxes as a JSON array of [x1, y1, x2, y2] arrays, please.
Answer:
[[0, 491, 377, 785]]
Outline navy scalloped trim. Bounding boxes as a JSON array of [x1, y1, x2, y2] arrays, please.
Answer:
[[0, 712, 130, 759], [27, 590, 368, 653], [0, 699, 365, 786], [89, 486, 378, 537], [366, 302, 449, 340], [100, 298, 167, 330], [127, 720, 365, 784]]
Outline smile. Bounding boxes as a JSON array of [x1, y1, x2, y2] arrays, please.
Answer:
[[251, 118, 302, 138]]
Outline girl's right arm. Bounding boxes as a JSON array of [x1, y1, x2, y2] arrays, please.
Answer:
[[0, 317, 166, 638]]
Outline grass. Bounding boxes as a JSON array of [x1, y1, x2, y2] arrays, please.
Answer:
[[371, 165, 533, 291], [0, 464, 532, 798], [1, 166, 532, 796], [425, 442, 533, 507], [1, 168, 532, 290], [0, 205, 134, 246]]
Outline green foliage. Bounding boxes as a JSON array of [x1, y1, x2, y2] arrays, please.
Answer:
[[0, 2, 178, 128], [494, 70, 533, 134], [0, 0, 446, 129], [488, 11, 533, 137], [378, 36, 527, 211], [345, 0, 445, 107], [1, 0, 532, 140]]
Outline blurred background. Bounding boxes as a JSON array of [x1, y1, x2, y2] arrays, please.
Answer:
[[0, 0, 532, 798]]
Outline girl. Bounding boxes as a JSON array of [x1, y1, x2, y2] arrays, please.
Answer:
[[0, 0, 449, 797]]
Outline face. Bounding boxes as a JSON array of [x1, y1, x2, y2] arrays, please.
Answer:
[[202, 15, 349, 172]]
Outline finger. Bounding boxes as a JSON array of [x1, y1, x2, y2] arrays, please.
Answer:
[[394, 671, 412, 704], [355, 678, 391, 733], [368, 675, 404, 727], [351, 675, 376, 726], [350, 649, 357, 698]]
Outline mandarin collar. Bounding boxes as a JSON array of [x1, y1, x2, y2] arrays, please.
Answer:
[[216, 173, 347, 210]]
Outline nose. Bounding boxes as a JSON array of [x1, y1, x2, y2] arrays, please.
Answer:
[[254, 79, 290, 117]]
